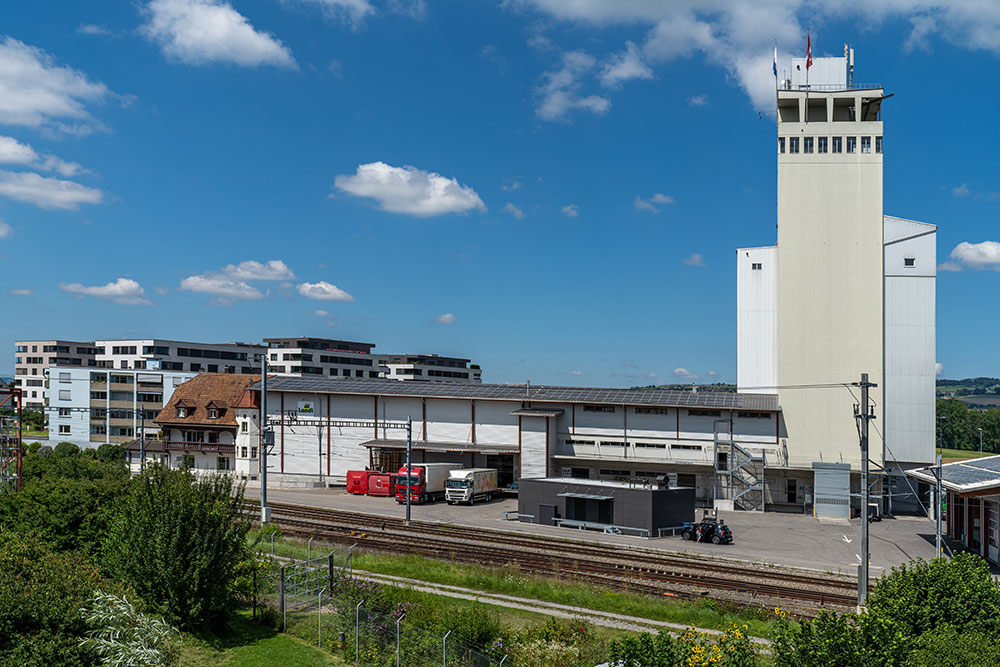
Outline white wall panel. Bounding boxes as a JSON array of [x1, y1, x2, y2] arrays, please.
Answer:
[[520, 418, 547, 478], [425, 399, 472, 443], [475, 400, 519, 443], [737, 246, 778, 394]]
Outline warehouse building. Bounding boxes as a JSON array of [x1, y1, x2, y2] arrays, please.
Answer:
[[235, 377, 791, 506]]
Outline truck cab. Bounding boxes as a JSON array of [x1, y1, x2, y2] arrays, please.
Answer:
[[445, 468, 498, 505]]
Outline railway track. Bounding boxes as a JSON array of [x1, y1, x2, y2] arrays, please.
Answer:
[[246, 500, 859, 613]]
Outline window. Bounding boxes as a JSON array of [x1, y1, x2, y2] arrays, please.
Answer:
[[564, 438, 596, 445], [207, 365, 218, 373], [717, 452, 728, 471], [251, 447, 258, 459], [904, 257, 915, 268], [599, 469, 629, 476], [600, 441, 624, 447], [59, 425, 71, 434], [688, 409, 721, 417], [778, 137, 785, 153], [803, 137, 814, 153], [635, 442, 667, 449], [861, 136, 872, 153], [847, 136, 857, 153], [634, 407, 669, 415], [177, 407, 188, 418], [583, 405, 615, 413], [355, 370, 364, 377], [875, 136, 882, 153], [189, 363, 201, 372], [58, 390, 71, 401], [240, 447, 248, 458], [817, 137, 828, 153], [672, 444, 702, 451], [58, 408, 71, 417], [788, 137, 799, 153], [752, 262, 762, 270], [832, 136, 843, 153], [207, 408, 218, 419], [208, 432, 219, 444], [90, 391, 107, 400], [241, 421, 248, 433], [217, 457, 231, 471], [59, 372, 71, 383], [737, 411, 772, 419]]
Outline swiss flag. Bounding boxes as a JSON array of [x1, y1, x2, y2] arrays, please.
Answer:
[[806, 35, 812, 70]]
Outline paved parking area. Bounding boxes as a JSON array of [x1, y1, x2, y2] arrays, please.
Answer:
[[245, 487, 938, 575]]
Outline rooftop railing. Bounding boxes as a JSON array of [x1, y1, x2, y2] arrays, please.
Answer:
[[779, 82, 882, 92]]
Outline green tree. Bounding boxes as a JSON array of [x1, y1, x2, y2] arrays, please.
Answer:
[[0, 530, 101, 667], [79, 592, 179, 667], [54, 442, 81, 456], [102, 466, 252, 630], [96, 444, 126, 464]]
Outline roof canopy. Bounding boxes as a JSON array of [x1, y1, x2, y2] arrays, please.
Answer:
[[908, 456, 1000, 495]]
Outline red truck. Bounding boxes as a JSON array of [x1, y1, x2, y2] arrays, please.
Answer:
[[395, 463, 454, 504]]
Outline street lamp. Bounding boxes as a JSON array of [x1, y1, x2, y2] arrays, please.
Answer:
[[979, 427, 984, 457]]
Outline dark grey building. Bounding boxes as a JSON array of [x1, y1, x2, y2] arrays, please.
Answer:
[[517, 477, 695, 537]]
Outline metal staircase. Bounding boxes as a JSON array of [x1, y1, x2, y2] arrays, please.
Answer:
[[714, 438, 765, 512]]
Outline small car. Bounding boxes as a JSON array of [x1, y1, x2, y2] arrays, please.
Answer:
[[681, 518, 733, 544]]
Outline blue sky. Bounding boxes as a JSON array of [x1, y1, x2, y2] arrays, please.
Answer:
[[1, 1, 999, 386]]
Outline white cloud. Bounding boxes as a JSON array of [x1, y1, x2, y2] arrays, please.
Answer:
[[935, 362, 943, 377], [142, 0, 297, 68], [504, 202, 524, 219], [938, 261, 962, 272], [600, 41, 653, 88], [60, 278, 152, 305], [501, 180, 522, 191], [0, 37, 112, 133], [313, 309, 330, 317], [0, 136, 86, 176], [297, 281, 355, 302], [435, 312, 456, 325], [635, 192, 675, 213], [561, 204, 579, 217], [0, 171, 103, 210], [221, 259, 295, 281], [334, 161, 486, 217], [948, 241, 1000, 270], [77, 24, 112, 36], [622, 360, 638, 368], [673, 367, 699, 381], [953, 183, 970, 197], [536, 50, 611, 121], [569, 369, 584, 376], [0, 220, 10, 238], [513, 2, 1000, 113], [180, 274, 264, 300], [10, 288, 33, 296], [290, 0, 375, 26], [328, 59, 343, 78], [682, 253, 706, 267], [642, 371, 657, 379], [688, 94, 709, 106], [153, 286, 170, 295]]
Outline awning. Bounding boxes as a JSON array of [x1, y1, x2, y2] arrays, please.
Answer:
[[510, 408, 564, 417], [557, 492, 613, 501], [361, 439, 518, 455], [908, 455, 1000, 495]]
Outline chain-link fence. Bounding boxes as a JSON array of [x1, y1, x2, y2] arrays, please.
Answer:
[[252, 544, 354, 630]]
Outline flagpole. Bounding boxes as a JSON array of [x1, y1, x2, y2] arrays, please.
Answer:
[[805, 31, 810, 123]]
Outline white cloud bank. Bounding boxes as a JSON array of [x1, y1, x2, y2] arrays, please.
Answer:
[[515, 1, 1000, 113], [60, 278, 152, 305], [297, 281, 354, 301], [634, 193, 674, 212], [0, 171, 103, 210], [180, 274, 264, 300], [0, 37, 112, 134], [334, 161, 485, 217], [946, 241, 1000, 270], [536, 50, 611, 121], [142, 0, 297, 68], [0, 135, 86, 176], [221, 259, 295, 281]]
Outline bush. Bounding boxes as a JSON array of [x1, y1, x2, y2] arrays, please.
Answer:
[[907, 626, 1000, 667], [102, 466, 252, 630], [609, 631, 682, 666], [54, 442, 80, 456], [96, 444, 125, 464], [79, 591, 180, 667], [0, 530, 101, 667]]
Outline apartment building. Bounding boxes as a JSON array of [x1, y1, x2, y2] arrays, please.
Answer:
[[94, 339, 264, 373], [44, 367, 196, 450], [14, 340, 100, 409], [264, 337, 483, 383], [377, 354, 482, 383]]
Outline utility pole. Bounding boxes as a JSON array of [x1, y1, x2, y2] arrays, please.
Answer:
[[259, 355, 272, 526], [855, 372, 876, 607], [405, 416, 412, 526], [936, 452, 943, 557], [979, 427, 984, 457], [139, 403, 145, 471]]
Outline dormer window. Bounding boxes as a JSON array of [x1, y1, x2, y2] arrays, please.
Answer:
[[177, 406, 188, 418], [208, 408, 219, 419]]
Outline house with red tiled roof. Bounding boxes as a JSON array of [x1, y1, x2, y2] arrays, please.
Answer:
[[124, 373, 258, 473]]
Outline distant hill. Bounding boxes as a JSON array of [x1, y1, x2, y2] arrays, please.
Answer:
[[937, 378, 1000, 409], [642, 383, 737, 393]]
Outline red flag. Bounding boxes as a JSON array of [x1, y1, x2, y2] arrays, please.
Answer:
[[806, 35, 812, 69]]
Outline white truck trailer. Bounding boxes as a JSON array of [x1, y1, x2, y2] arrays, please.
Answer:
[[445, 468, 498, 505]]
